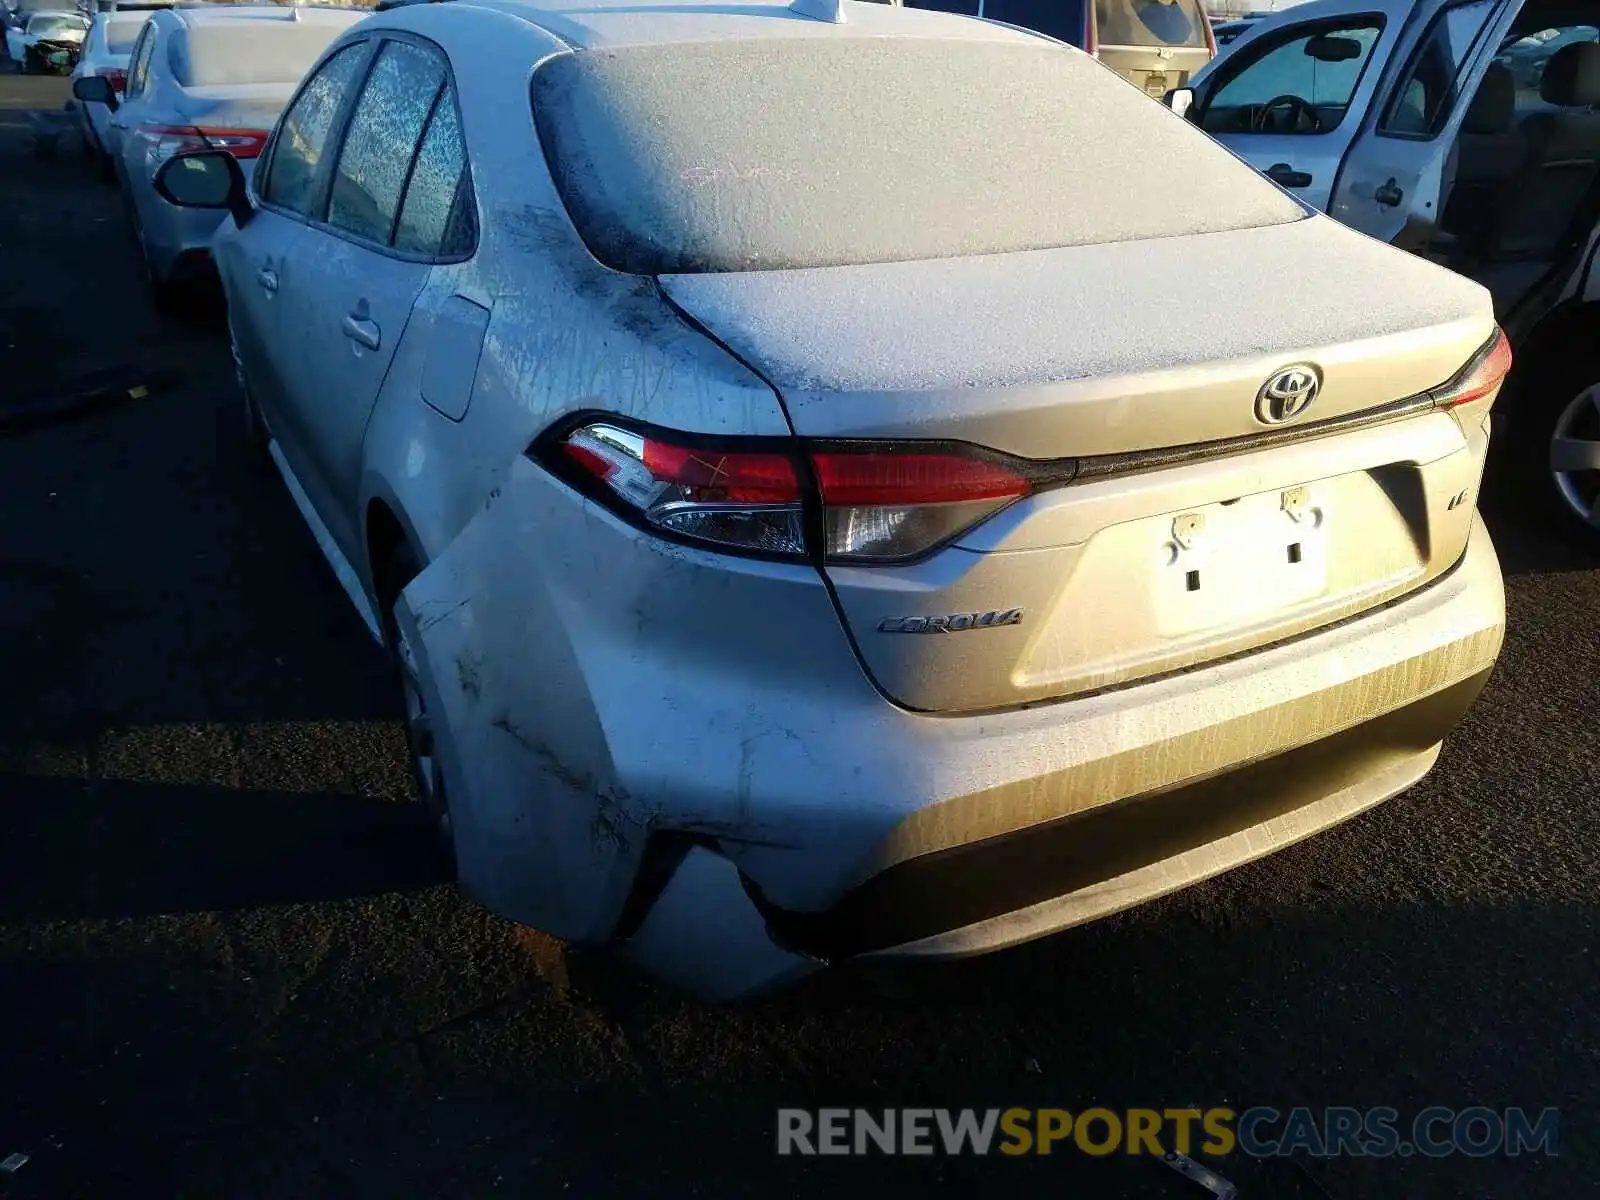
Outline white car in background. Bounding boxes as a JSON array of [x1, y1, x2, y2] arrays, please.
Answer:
[[72, 4, 365, 303], [71, 6, 165, 175], [5, 9, 88, 72]]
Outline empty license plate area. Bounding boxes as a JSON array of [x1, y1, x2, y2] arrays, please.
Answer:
[[1154, 484, 1328, 637]]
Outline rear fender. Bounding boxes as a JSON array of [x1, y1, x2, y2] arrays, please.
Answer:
[[392, 457, 635, 941]]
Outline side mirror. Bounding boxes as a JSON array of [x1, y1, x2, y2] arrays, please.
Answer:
[[1165, 87, 1196, 119], [1305, 34, 1363, 63], [152, 150, 254, 229], [72, 74, 119, 112]]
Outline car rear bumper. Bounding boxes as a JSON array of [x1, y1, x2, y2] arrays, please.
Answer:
[[396, 458, 1504, 1000], [141, 198, 225, 282]]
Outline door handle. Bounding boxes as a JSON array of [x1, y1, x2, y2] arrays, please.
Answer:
[[256, 267, 278, 294], [1375, 177, 1404, 207], [342, 313, 381, 351], [1264, 162, 1313, 188]]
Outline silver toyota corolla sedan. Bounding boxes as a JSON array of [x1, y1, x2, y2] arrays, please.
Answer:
[[155, 0, 1509, 1000], [72, 4, 364, 304]]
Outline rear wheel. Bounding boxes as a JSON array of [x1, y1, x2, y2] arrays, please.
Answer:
[[1512, 350, 1600, 551], [378, 544, 456, 861]]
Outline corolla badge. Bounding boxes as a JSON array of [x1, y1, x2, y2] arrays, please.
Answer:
[[1255, 365, 1321, 425], [878, 609, 1023, 634]]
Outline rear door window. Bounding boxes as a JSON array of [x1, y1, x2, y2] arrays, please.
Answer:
[[326, 39, 446, 246], [1199, 19, 1384, 134], [1096, 0, 1208, 49], [260, 42, 368, 218], [1379, 0, 1499, 136], [394, 84, 475, 258], [125, 25, 155, 97]]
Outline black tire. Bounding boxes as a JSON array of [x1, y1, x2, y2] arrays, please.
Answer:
[[377, 543, 457, 864], [149, 277, 184, 316], [1508, 347, 1600, 552]]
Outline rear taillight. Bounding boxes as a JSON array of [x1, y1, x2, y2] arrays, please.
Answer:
[[198, 128, 267, 159], [136, 123, 265, 167], [94, 66, 127, 92], [812, 449, 1031, 561], [546, 421, 1066, 564], [1434, 327, 1512, 410], [561, 423, 808, 557], [136, 123, 208, 166], [1434, 327, 1512, 434]]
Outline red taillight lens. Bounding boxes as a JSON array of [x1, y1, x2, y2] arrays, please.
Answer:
[[197, 127, 267, 160], [559, 424, 808, 557], [94, 66, 127, 92], [812, 450, 1033, 561], [549, 422, 1055, 563], [1434, 327, 1513, 411], [136, 123, 208, 168], [139, 124, 266, 165], [811, 452, 1030, 506]]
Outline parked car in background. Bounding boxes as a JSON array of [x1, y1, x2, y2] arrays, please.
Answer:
[[1499, 21, 1596, 86], [158, 0, 1505, 1000], [907, 0, 1217, 96], [71, 7, 159, 174], [1172, 0, 1600, 547], [6, 10, 88, 73], [72, 4, 365, 304], [1212, 16, 1258, 43]]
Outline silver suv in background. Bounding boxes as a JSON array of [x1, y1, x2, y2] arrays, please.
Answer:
[[1174, 0, 1600, 547], [158, 0, 1505, 999]]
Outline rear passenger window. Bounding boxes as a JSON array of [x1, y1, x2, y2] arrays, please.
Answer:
[[262, 43, 367, 217], [125, 25, 155, 97], [327, 40, 446, 245], [394, 86, 475, 257]]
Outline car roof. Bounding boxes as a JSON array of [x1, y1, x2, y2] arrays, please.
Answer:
[[443, 0, 1034, 51]]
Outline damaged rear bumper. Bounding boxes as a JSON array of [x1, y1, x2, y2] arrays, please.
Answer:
[[395, 459, 1504, 1001]]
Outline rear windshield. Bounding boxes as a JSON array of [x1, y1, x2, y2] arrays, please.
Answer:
[[106, 15, 147, 53], [170, 23, 346, 87], [1096, 0, 1209, 48], [532, 38, 1301, 275]]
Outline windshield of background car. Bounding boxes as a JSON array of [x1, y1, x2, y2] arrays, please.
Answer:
[[29, 14, 85, 37], [170, 22, 351, 86], [531, 37, 1304, 275], [107, 14, 148, 53], [1097, 0, 1209, 48]]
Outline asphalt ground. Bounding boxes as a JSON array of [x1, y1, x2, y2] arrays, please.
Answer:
[[2, 70, 1599, 1200]]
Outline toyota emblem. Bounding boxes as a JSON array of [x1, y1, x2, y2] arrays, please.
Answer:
[[1255, 365, 1321, 425]]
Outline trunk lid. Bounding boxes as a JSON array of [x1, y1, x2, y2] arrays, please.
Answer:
[[176, 82, 295, 135], [658, 216, 1500, 713]]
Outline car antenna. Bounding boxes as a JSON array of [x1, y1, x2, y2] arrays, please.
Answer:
[[789, 0, 846, 23]]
